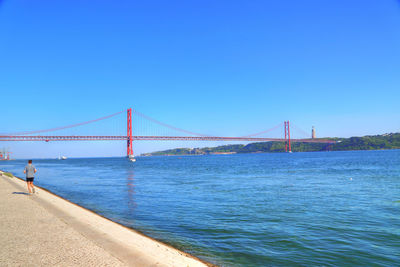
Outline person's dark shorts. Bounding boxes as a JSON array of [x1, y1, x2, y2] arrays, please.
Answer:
[[26, 177, 34, 182]]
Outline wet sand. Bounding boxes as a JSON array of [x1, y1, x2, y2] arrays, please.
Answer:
[[0, 171, 210, 267]]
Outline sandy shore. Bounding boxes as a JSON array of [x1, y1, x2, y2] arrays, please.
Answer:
[[0, 171, 210, 267]]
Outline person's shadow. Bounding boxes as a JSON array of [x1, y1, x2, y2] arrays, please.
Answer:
[[12, 192, 30, 195]]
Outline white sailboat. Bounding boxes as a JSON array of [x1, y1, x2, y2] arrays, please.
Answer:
[[128, 155, 136, 162]]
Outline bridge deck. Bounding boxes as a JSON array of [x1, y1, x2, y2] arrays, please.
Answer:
[[0, 135, 336, 143]]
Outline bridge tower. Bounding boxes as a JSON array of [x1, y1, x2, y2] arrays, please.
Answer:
[[127, 108, 134, 158], [284, 121, 291, 152]]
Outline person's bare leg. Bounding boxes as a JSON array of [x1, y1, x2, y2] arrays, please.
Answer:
[[31, 182, 35, 193], [27, 182, 32, 194]]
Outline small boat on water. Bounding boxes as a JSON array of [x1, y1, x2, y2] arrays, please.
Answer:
[[58, 156, 67, 160], [128, 155, 136, 162]]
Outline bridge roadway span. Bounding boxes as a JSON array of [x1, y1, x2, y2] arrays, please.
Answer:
[[0, 135, 335, 143]]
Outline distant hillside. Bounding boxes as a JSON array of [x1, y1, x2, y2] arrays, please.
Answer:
[[140, 133, 400, 156]]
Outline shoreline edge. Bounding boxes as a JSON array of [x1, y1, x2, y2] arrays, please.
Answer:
[[0, 170, 214, 267]]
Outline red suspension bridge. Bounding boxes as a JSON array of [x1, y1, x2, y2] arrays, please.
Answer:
[[0, 108, 336, 158]]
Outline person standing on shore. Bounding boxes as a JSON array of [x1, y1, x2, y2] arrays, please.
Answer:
[[24, 160, 37, 194]]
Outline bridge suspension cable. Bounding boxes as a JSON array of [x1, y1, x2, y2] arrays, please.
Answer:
[[0, 110, 125, 136], [133, 109, 210, 137], [240, 122, 284, 138], [290, 123, 312, 138]]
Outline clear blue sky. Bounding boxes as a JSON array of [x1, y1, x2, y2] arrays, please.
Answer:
[[1, 0, 399, 158]]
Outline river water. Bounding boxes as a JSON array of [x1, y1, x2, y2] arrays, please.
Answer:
[[1, 150, 399, 266]]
